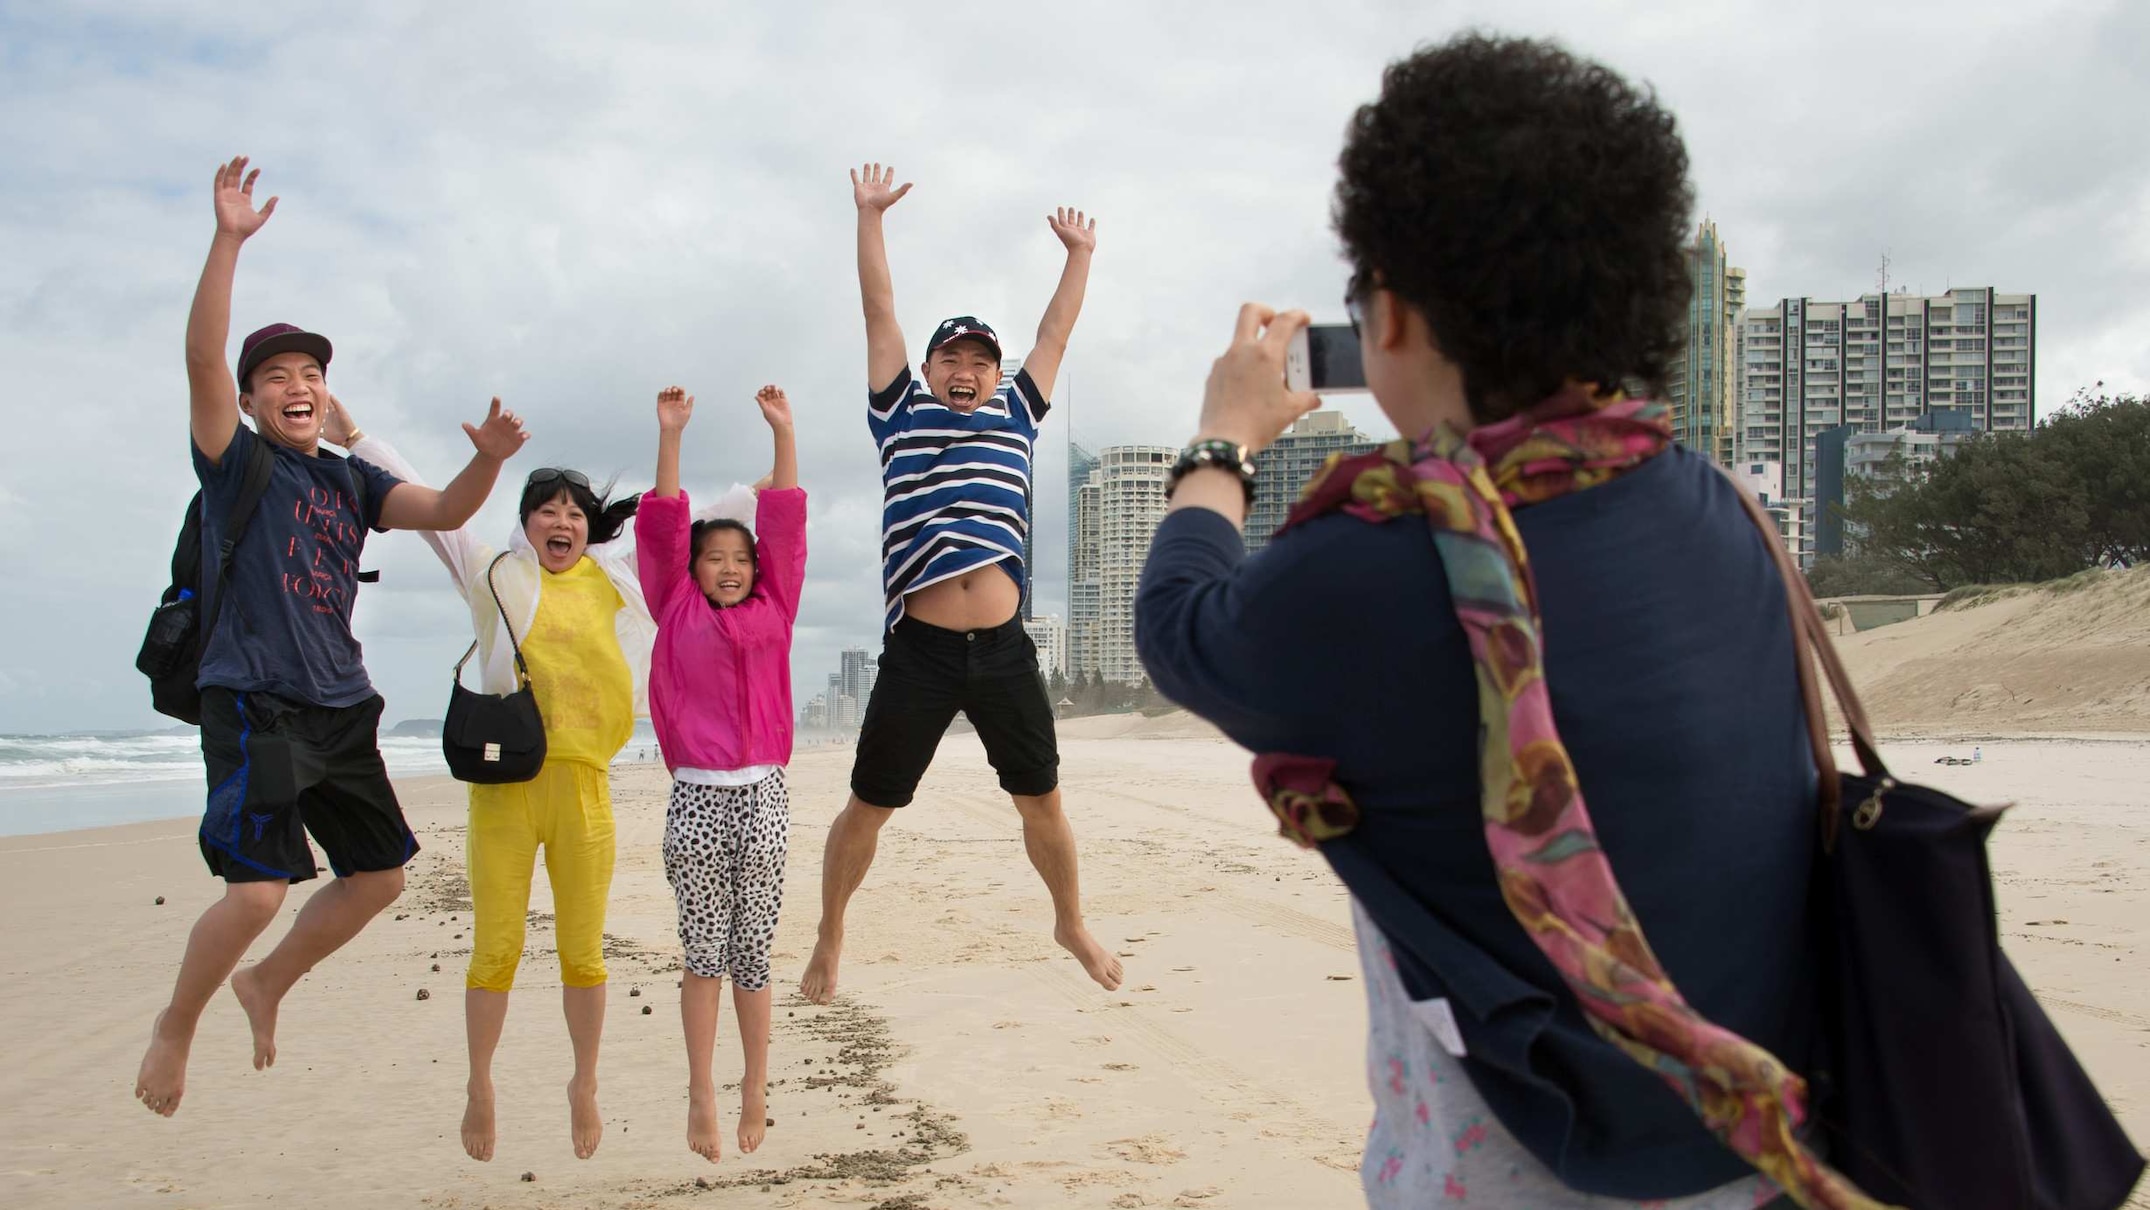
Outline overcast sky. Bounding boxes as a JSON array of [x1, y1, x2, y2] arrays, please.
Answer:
[[3, 0, 2145, 734]]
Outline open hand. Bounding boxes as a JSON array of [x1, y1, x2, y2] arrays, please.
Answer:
[[1197, 305, 1320, 456], [851, 163, 913, 213], [658, 385, 695, 433], [1047, 207, 1097, 254], [462, 398, 529, 461], [322, 394, 358, 447], [754, 384, 793, 429], [212, 156, 278, 240]]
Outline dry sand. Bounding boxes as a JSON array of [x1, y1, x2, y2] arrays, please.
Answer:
[[1829, 565, 2150, 735], [2, 723, 2145, 1207]]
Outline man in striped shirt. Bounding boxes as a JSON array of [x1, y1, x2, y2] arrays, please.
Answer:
[[800, 162, 1123, 1003]]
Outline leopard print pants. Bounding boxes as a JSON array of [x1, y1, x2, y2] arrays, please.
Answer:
[[662, 771, 790, 989]]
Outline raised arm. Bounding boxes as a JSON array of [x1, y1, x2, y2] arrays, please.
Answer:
[[374, 398, 528, 532], [188, 156, 280, 465], [754, 384, 798, 490], [1019, 207, 1098, 403], [653, 385, 693, 499], [327, 393, 486, 595], [854, 162, 913, 393]]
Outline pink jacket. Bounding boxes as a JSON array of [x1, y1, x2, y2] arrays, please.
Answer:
[[635, 488, 807, 773]]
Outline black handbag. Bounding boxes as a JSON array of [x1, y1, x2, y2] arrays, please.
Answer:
[[1734, 485, 2144, 1210], [441, 553, 546, 784]]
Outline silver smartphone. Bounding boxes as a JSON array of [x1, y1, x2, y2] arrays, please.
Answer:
[[1284, 323, 1368, 393]]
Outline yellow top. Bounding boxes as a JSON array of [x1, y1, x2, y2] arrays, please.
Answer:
[[520, 556, 634, 769]]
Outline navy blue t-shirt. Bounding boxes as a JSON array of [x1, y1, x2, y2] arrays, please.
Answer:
[[1135, 446, 1818, 1198], [192, 424, 403, 708]]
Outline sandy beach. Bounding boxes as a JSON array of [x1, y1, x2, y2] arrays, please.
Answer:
[[2, 713, 2147, 1209]]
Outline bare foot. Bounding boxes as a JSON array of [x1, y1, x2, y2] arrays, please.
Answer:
[[687, 1084, 722, 1162], [800, 935, 842, 1005], [737, 1080, 767, 1154], [134, 1011, 192, 1117], [568, 1075, 603, 1159], [229, 965, 279, 1071], [1055, 921, 1125, 991], [461, 1078, 496, 1162]]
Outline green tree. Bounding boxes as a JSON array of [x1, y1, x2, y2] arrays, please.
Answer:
[[1836, 395, 2150, 588]]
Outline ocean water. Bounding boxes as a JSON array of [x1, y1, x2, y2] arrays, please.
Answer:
[[0, 731, 665, 837]]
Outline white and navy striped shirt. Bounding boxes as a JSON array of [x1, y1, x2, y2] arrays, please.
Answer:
[[868, 365, 1047, 631]]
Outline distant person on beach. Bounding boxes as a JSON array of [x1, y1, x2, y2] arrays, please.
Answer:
[[136, 157, 529, 1119], [331, 399, 651, 1162], [1136, 37, 1834, 1210], [800, 163, 1122, 1003], [636, 384, 806, 1162]]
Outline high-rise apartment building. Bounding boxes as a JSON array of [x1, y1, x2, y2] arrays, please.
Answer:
[[1244, 411, 1377, 552], [1666, 221, 1746, 466], [1736, 287, 2035, 563], [1068, 470, 1102, 677], [838, 648, 876, 708], [1023, 613, 1066, 680], [1066, 445, 1175, 684]]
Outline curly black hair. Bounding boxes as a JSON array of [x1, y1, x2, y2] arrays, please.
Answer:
[[1333, 34, 1694, 423]]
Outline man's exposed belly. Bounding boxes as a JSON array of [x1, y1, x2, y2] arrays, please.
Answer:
[[904, 562, 1021, 631]]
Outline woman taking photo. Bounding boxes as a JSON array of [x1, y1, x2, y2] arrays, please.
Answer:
[[1137, 35, 1857, 1210], [333, 399, 652, 1165]]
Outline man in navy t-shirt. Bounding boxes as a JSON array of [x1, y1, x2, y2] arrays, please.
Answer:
[[798, 162, 1123, 1005], [135, 156, 533, 1119]]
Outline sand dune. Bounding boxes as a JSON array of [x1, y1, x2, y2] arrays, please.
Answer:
[[1830, 566, 2150, 735]]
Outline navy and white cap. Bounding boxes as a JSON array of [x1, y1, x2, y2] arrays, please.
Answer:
[[925, 316, 1002, 362]]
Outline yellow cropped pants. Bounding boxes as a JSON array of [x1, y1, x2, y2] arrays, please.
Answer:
[[466, 760, 616, 991]]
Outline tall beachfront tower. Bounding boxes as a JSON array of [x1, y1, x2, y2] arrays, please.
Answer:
[[1666, 220, 1746, 468], [1082, 445, 1175, 685], [1735, 287, 2036, 564], [1243, 411, 1376, 553]]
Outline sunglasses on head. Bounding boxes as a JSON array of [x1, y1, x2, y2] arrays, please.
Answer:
[[526, 467, 591, 491]]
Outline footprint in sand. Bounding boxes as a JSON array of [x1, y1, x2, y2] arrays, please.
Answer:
[[1106, 1134, 1187, 1164], [1103, 1062, 1139, 1072]]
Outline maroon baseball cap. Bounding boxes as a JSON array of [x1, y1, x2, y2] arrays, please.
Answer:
[[237, 323, 333, 390]]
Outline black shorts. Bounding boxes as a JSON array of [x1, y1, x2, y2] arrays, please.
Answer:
[[197, 687, 419, 884], [850, 615, 1059, 807]]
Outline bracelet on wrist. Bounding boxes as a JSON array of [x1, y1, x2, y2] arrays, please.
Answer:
[[1165, 439, 1257, 506]]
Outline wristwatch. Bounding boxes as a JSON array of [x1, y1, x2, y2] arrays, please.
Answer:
[[1166, 439, 1257, 505]]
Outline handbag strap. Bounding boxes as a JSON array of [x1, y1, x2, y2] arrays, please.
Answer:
[[1721, 473, 1893, 847], [452, 552, 533, 688]]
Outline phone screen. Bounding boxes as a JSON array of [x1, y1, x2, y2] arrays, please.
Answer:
[[1304, 324, 1366, 392]]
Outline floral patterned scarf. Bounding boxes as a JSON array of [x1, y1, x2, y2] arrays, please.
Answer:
[[1254, 386, 1890, 1210]]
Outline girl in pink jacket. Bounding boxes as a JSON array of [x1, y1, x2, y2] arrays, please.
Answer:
[[635, 384, 805, 1164]]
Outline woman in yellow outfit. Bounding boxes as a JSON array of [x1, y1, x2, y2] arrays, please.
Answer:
[[332, 398, 653, 1165]]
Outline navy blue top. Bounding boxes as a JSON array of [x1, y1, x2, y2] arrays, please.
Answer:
[[1135, 446, 1818, 1199], [193, 424, 402, 708]]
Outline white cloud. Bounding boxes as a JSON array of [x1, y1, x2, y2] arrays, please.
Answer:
[[1, 0, 2144, 730]]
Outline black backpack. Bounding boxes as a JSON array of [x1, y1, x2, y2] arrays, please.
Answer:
[[136, 437, 373, 724]]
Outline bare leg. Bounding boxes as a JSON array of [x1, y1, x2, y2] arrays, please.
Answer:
[[563, 983, 606, 1159], [1011, 790, 1123, 991], [461, 989, 509, 1161], [680, 972, 724, 1162], [135, 880, 288, 1116], [733, 983, 773, 1153], [799, 797, 892, 1004], [230, 867, 406, 1070]]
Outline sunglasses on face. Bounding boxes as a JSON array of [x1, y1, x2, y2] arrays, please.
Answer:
[[526, 467, 591, 491]]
